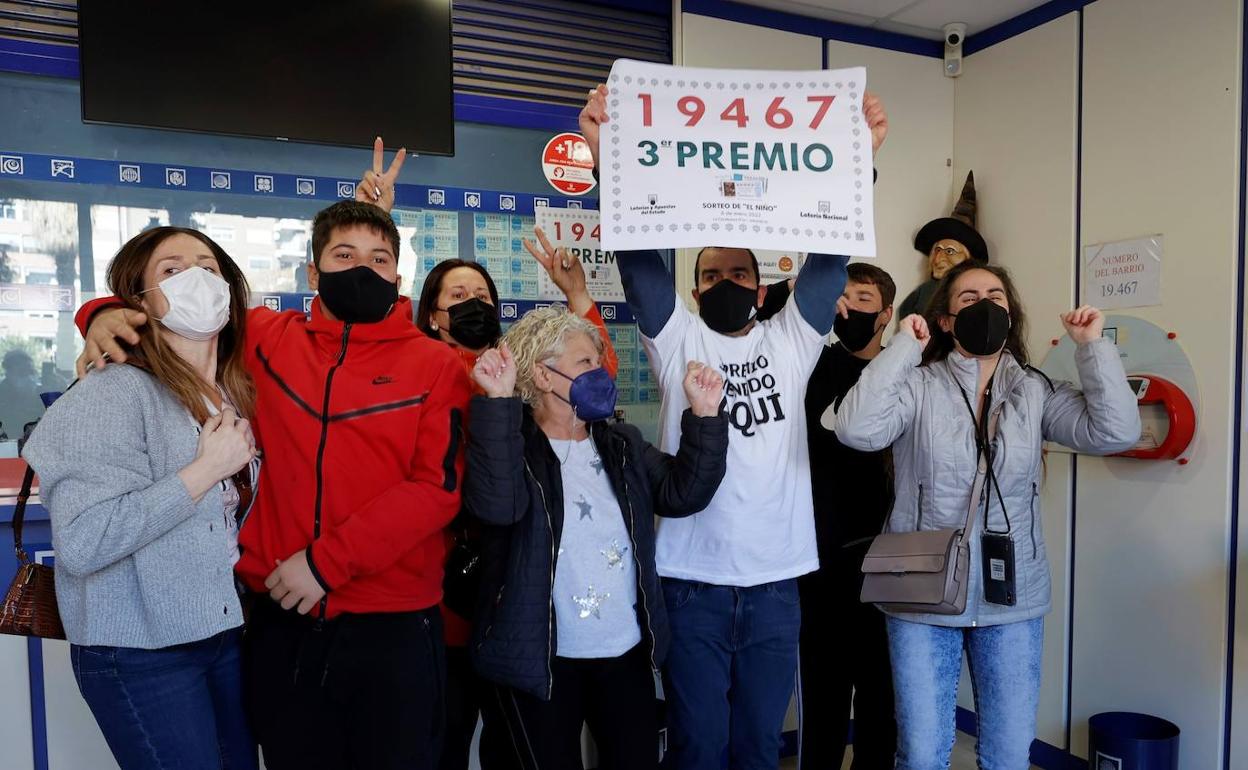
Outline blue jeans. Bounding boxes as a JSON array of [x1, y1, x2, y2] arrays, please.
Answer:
[[661, 578, 801, 770], [71, 627, 257, 770], [887, 616, 1043, 770]]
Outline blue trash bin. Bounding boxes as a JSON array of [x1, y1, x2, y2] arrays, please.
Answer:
[[1088, 712, 1179, 770]]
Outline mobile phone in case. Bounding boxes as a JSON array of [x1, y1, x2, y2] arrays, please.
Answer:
[[981, 533, 1016, 606]]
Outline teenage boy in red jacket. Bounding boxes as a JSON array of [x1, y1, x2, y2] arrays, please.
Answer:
[[75, 201, 471, 770]]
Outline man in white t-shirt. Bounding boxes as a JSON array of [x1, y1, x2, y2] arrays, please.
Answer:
[[579, 85, 889, 769]]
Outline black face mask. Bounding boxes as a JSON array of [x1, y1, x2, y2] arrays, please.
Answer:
[[698, 279, 759, 334], [953, 298, 1011, 356], [317, 265, 398, 324], [442, 297, 501, 350], [833, 309, 882, 353]]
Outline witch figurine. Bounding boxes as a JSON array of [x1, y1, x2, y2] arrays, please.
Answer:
[[897, 171, 990, 321]]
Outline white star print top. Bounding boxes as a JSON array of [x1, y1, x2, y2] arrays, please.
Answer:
[[549, 436, 641, 659]]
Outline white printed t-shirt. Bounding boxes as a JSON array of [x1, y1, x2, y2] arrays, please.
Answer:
[[642, 296, 825, 587]]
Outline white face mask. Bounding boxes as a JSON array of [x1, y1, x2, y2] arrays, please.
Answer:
[[142, 266, 231, 341]]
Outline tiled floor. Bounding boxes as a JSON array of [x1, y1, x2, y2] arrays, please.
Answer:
[[778, 731, 1042, 769]]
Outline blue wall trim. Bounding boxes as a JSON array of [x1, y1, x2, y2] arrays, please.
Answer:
[[0, 150, 597, 215], [0, 38, 77, 79], [27, 637, 48, 770], [0, 504, 48, 525], [681, 0, 943, 58], [964, 0, 1097, 56], [1224, 2, 1248, 766]]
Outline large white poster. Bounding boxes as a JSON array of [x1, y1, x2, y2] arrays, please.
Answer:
[[534, 207, 625, 302], [600, 59, 875, 257]]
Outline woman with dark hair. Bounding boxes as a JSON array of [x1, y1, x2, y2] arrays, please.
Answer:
[[24, 227, 259, 770], [414, 240, 619, 376], [835, 261, 1140, 769], [415, 258, 499, 340]]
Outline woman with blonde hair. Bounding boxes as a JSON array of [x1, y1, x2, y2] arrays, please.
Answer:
[[464, 306, 729, 769]]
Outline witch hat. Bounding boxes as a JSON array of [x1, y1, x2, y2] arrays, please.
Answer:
[[914, 171, 988, 263]]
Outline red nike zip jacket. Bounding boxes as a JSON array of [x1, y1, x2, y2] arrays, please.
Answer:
[[77, 296, 471, 618]]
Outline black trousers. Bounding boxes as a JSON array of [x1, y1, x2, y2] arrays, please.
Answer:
[[797, 557, 897, 770], [441, 646, 480, 770], [243, 598, 446, 770], [492, 643, 659, 770], [441, 645, 521, 770]]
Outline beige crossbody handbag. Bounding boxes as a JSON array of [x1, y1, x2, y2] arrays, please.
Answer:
[[858, 408, 999, 615]]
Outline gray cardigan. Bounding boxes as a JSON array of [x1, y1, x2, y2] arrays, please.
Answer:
[[22, 364, 243, 648]]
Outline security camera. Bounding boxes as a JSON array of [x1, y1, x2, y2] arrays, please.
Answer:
[[943, 22, 966, 47], [942, 22, 966, 78]]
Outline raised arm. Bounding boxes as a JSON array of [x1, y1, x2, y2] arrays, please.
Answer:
[[642, 362, 728, 517], [617, 249, 676, 338], [521, 229, 620, 377], [73, 297, 137, 375], [578, 84, 676, 338], [835, 315, 926, 452], [355, 136, 407, 212], [463, 345, 533, 526], [1042, 306, 1141, 453], [792, 92, 888, 335], [793, 254, 850, 335]]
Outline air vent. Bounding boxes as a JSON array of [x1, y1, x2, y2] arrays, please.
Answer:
[[453, 0, 670, 107]]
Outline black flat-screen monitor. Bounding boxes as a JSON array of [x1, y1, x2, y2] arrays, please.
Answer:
[[78, 0, 454, 155]]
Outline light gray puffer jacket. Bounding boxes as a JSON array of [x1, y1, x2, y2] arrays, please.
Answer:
[[835, 335, 1140, 627]]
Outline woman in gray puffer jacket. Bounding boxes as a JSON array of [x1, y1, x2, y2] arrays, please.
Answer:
[[835, 261, 1140, 770]]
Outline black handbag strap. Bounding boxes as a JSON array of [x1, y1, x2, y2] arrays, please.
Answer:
[[943, 378, 1001, 543], [11, 380, 76, 566], [881, 383, 1000, 539], [12, 464, 35, 565], [959, 422, 993, 543]]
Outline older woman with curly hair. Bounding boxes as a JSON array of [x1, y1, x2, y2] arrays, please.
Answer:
[[463, 306, 729, 769]]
